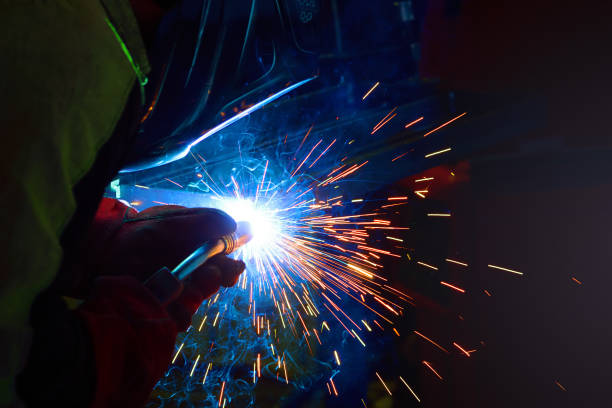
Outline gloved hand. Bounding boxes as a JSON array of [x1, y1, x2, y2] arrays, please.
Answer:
[[88, 198, 241, 280], [74, 258, 244, 407], [20, 199, 246, 407], [86, 197, 246, 327], [72, 198, 246, 407], [165, 253, 244, 330]]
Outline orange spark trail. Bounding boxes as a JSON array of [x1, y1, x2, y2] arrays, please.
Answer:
[[422, 361, 443, 380], [330, 378, 338, 396], [422, 112, 467, 137], [292, 140, 322, 177], [414, 331, 449, 353], [405, 116, 424, 128], [295, 124, 314, 156], [372, 107, 398, 134], [218, 381, 225, 407], [371, 113, 397, 134], [391, 151, 409, 162], [453, 342, 471, 357], [164, 177, 183, 188], [309, 139, 337, 169], [440, 281, 466, 293]]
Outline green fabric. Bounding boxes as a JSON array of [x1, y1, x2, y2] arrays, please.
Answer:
[[0, 1, 149, 405]]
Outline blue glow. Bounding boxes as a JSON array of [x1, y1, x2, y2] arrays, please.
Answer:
[[187, 77, 315, 151], [117, 73, 416, 407], [120, 77, 316, 173]]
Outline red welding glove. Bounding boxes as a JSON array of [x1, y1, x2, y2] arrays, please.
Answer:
[[166, 253, 245, 331], [94, 197, 246, 323], [67, 197, 244, 293], [88, 196, 248, 315], [74, 198, 245, 406], [74, 262, 244, 408], [89, 198, 238, 278]]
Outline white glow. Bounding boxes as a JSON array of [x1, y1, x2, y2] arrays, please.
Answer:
[[217, 198, 280, 254]]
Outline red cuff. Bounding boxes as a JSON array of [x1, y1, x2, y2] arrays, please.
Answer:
[[90, 198, 137, 242]]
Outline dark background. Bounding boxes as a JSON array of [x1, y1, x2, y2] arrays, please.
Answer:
[[381, 1, 612, 406]]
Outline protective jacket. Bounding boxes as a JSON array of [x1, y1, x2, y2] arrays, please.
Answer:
[[1, 1, 155, 405]]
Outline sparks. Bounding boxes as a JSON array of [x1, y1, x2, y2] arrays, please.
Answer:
[[413, 330, 449, 353], [164, 177, 183, 188], [422, 361, 443, 380], [453, 342, 471, 357], [424, 147, 452, 158], [333, 350, 341, 365], [218, 381, 225, 407], [414, 177, 434, 182], [487, 264, 524, 276], [145, 101, 463, 405], [417, 261, 438, 271], [202, 362, 212, 384], [440, 281, 466, 293], [371, 107, 398, 134], [422, 112, 467, 137], [555, 381, 567, 391], [330, 378, 338, 396], [171, 342, 184, 364], [445, 258, 468, 267], [362, 81, 380, 100], [405, 116, 424, 128], [399, 376, 421, 402], [189, 355, 201, 377], [375, 372, 392, 396]]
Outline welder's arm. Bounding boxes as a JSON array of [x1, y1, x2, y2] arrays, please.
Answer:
[[64, 198, 245, 296], [17, 199, 245, 407], [17, 259, 243, 407]]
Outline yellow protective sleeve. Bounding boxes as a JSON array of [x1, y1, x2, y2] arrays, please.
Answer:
[[0, 1, 149, 404]]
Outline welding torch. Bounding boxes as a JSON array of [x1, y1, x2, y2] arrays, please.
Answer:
[[144, 221, 252, 305]]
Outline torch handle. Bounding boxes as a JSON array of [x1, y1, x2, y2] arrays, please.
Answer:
[[144, 222, 252, 306], [171, 238, 228, 281]]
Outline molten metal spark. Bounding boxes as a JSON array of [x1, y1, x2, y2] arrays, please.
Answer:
[[362, 82, 380, 100], [422, 112, 467, 137]]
